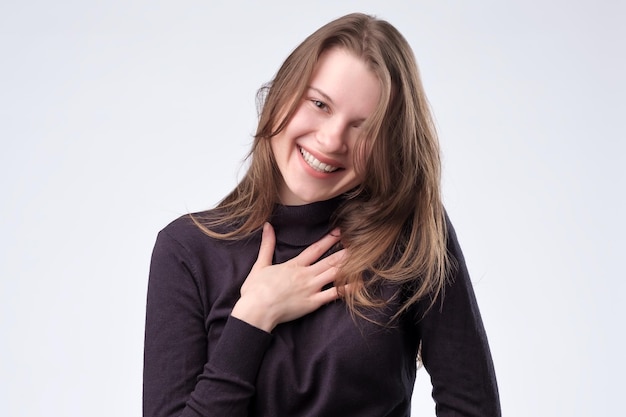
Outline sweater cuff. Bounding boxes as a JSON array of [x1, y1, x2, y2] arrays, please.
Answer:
[[209, 315, 273, 384]]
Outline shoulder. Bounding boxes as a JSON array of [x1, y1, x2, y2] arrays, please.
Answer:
[[155, 209, 228, 254], [442, 209, 467, 268], [154, 208, 260, 258], [159, 212, 205, 244]]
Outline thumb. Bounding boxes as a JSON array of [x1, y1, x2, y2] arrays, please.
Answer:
[[255, 222, 276, 267]]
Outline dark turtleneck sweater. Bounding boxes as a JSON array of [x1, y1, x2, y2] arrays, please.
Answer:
[[143, 199, 501, 416]]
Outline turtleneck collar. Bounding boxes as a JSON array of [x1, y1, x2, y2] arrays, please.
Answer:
[[269, 197, 343, 247]]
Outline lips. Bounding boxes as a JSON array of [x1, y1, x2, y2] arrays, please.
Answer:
[[299, 146, 340, 173]]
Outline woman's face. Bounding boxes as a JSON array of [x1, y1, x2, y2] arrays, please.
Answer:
[[271, 48, 381, 205]]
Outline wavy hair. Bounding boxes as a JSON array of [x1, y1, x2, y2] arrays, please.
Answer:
[[195, 13, 451, 320]]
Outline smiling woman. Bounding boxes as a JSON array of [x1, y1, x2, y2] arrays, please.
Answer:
[[271, 48, 381, 206], [143, 12, 501, 417]]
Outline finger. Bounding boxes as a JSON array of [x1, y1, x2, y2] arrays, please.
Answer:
[[255, 222, 276, 267], [295, 228, 341, 265], [309, 263, 338, 289], [308, 249, 346, 276], [310, 285, 342, 306], [337, 283, 352, 298]]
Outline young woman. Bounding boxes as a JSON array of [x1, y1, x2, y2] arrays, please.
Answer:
[[143, 13, 501, 417]]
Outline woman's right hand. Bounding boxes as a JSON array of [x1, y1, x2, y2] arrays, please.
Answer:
[[231, 222, 346, 332]]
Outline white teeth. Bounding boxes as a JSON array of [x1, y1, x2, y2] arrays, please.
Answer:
[[299, 147, 339, 173]]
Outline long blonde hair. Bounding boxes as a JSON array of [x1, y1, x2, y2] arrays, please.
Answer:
[[195, 13, 450, 320]]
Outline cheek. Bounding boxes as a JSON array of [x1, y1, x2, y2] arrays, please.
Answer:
[[272, 97, 306, 135], [270, 133, 289, 160]]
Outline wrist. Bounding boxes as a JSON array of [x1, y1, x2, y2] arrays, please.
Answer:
[[231, 297, 277, 333]]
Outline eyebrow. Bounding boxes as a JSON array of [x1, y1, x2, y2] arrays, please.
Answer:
[[308, 86, 335, 105]]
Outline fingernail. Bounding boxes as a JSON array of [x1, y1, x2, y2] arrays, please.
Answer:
[[329, 227, 341, 237]]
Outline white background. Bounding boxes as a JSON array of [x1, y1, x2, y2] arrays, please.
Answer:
[[1, 1, 624, 416]]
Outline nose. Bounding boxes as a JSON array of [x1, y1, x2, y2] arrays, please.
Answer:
[[316, 118, 348, 154]]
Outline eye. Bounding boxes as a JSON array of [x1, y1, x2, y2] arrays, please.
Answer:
[[311, 99, 329, 112]]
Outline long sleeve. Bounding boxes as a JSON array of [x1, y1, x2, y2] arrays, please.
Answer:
[[143, 227, 272, 417], [144, 201, 490, 416], [418, 217, 501, 416]]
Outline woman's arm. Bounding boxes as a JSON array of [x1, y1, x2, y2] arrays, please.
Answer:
[[143, 228, 272, 417], [143, 223, 344, 417], [418, 215, 502, 416]]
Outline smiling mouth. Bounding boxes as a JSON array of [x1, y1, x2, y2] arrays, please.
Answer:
[[299, 147, 340, 173]]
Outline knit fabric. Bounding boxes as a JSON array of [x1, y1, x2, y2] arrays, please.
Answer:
[[143, 198, 501, 416]]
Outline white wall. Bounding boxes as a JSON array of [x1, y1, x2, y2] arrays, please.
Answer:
[[1, 1, 624, 415]]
